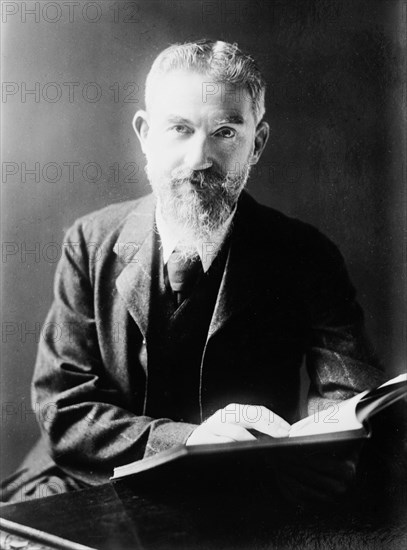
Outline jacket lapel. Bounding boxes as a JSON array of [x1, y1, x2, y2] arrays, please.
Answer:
[[208, 192, 271, 339], [114, 194, 157, 338], [114, 191, 272, 341]]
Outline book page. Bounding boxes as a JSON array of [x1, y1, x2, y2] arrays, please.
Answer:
[[377, 373, 406, 388], [289, 373, 406, 438], [355, 373, 407, 423], [288, 392, 367, 437]]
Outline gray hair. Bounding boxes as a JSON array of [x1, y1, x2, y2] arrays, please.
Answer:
[[145, 39, 266, 124]]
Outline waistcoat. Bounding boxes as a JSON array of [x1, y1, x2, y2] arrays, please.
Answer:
[[143, 231, 230, 424]]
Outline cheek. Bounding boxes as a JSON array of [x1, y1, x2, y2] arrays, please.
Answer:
[[217, 144, 252, 172], [145, 139, 180, 173]]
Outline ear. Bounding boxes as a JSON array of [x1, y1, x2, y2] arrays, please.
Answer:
[[132, 110, 150, 154], [249, 121, 270, 165]]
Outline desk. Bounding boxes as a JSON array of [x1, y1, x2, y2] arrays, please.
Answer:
[[1, 474, 406, 550]]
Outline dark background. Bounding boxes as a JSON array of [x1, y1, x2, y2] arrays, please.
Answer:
[[1, 0, 405, 480]]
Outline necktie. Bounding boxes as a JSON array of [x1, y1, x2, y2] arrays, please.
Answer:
[[166, 249, 203, 306]]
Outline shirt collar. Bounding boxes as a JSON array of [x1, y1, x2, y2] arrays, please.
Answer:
[[155, 201, 235, 273]]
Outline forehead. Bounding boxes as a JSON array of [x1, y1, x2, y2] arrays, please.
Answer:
[[147, 70, 254, 124]]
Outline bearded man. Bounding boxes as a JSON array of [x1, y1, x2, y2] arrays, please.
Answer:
[[1, 40, 383, 503]]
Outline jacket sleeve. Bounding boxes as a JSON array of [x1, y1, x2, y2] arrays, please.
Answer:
[[303, 233, 385, 416], [32, 220, 197, 485]]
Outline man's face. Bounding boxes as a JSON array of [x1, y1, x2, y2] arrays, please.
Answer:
[[135, 70, 268, 245]]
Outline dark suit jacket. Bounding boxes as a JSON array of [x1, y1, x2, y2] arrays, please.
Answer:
[[27, 191, 383, 484]]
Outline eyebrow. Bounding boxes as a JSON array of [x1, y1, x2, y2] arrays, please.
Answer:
[[166, 115, 193, 125], [213, 114, 245, 125], [165, 114, 245, 125]]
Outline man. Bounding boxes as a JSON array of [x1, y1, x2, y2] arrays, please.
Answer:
[[1, 39, 383, 503]]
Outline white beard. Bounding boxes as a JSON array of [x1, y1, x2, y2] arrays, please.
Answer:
[[146, 163, 251, 259]]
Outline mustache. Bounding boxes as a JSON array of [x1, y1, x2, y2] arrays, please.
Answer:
[[170, 167, 226, 187]]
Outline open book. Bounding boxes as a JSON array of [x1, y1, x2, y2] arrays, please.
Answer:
[[288, 373, 407, 437], [111, 373, 406, 482]]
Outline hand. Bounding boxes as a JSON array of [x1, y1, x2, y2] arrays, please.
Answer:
[[186, 403, 291, 445]]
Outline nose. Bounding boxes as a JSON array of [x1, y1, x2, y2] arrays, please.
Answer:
[[184, 133, 213, 171]]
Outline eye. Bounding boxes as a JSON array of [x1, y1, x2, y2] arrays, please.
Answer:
[[215, 127, 236, 139], [170, 125, 191, 135]]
